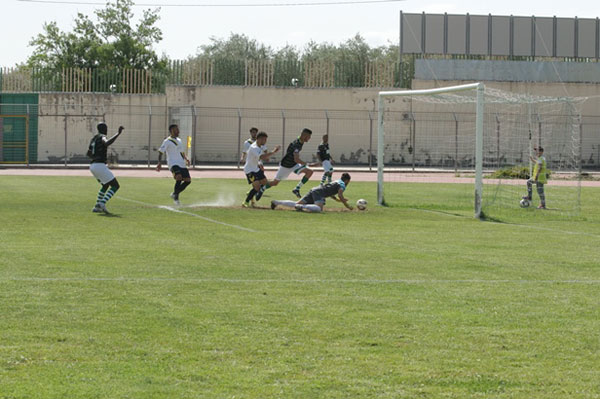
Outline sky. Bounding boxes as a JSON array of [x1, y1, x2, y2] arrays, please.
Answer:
[[2, 0, 600, 67]]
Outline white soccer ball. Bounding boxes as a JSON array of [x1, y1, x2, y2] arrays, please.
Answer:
[[356, 199, 367, 210], [519, 198, 530, 208]]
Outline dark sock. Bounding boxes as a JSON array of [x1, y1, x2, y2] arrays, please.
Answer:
[[245, 189, 257, 202], [179, 181, 191, 194], [174, 180, 182, 195]]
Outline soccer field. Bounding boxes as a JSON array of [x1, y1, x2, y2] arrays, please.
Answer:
[[1, 175, 599, 398]]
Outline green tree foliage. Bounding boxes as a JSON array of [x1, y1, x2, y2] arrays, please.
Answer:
[[27, 0, 166, 71], [196, 33, 274, 60], [191, 32, 398, 63]]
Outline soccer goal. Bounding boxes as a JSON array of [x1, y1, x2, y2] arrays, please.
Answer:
[[377, 83, 583, 218]]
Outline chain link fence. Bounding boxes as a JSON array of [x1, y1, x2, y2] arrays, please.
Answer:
[[1, 103, 599, 171]]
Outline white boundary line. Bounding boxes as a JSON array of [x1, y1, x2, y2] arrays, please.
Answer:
[[2, 277, 600, 285], [118, 197, 257, 233]]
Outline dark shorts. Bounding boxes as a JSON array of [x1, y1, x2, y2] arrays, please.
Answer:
[[300, 190, 325, 205], [171, 165, 190, 179], [246, 170, 266, 184]]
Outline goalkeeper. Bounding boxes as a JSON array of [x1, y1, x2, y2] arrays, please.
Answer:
[[270, 173, 353, 213], [522, 147, 547, 209]]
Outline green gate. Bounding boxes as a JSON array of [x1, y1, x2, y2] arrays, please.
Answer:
[[0, 93, 39, 164]]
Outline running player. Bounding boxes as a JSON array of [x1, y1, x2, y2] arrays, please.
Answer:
[[239, 127, 259, 167], [87, 123, 124, 213], [156, 124, 191, 205], [522, 146, 547, 209], [257, 127, 314, 199], [242, 131, 280, 207], [270, 172, 353, 213], [317, 134, 334, 185]]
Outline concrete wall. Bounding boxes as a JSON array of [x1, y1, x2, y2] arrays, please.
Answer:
[[166, 86, 384, 165], [37, 93, 167, 163], [28, 82, 600, 170]]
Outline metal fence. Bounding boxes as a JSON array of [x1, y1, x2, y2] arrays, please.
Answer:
[[0, 60, 403, 94], [2, 103, 599, 171]]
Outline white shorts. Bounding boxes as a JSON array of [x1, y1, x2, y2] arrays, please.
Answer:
[[274, 164, 306, 181], [322, 160, 333, 173], [90, 163, 115, 184]]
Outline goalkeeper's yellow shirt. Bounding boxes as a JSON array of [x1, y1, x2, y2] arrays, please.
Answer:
[[533, 155, 547, 184]]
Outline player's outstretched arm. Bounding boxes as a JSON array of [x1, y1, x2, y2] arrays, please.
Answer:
[[106, 126, 124, 146], [338, 189, 353, 210], [260, 145, 281, 161]]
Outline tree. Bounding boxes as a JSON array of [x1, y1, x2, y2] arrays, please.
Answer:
[[194, 33, 274, 60], [27, 0, 166, 71]]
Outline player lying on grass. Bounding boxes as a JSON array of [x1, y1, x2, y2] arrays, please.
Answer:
[[156, 124, 191, 205], [242, 131, 280, 207], [270, 172, 353, 213], [88, 122, 124, 213]]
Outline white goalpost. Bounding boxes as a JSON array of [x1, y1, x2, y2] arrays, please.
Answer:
[[377, 83, 582, 219]]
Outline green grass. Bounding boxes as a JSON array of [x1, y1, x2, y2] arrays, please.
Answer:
[[1, 176, 599, 398]]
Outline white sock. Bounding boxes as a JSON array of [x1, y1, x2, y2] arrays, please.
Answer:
[[303, 204, 322, 213], [273, 200, 297, 208]]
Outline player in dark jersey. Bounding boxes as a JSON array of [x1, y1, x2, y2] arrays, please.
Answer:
[[270, 172, 353, 213], [317, 134, 334, 185], [255, 127, 314, 200], [87, 123, 124, 213]]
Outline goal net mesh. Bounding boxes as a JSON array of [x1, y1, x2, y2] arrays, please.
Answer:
[[378, 86, 584, 218]]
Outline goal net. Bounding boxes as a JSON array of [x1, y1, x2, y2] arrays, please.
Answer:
[[377, 83, 584, 219]]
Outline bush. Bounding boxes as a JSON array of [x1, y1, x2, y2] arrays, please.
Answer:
[[488, 166, 551, 180]]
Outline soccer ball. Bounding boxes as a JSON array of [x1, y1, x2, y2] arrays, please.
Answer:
[[519, 198, 530, 208], [356, 199, 367, 210]]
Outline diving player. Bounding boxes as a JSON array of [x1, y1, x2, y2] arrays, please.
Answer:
[[270, 172, 353, 213]]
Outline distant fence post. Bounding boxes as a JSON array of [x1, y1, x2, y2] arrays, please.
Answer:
[[237, 108, 242, 168], [281, 110, 286, 150], [369, 111, 374, 171], [64, 105, 68, 167], [148, 105, 152, 168], [192, 105, 197, 167]]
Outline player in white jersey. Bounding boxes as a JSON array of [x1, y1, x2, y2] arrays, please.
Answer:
[[156, 124, 191, 205], [242, 131, 280, 207], [239, 127, 259, 167]]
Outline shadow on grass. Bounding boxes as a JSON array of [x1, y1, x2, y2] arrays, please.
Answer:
[[98, 213, 122, 218]]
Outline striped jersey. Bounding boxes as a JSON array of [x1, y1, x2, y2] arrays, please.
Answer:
[[158, 136, 186, 168], [317, 142, 331, 161], [280, 138, 304, 168], [88, 134, 109, 163]]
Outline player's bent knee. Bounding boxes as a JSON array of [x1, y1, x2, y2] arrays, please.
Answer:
[[109, 179, 120, 191]]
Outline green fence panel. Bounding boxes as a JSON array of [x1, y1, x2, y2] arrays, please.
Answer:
[[0, 93, 39, 163]]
